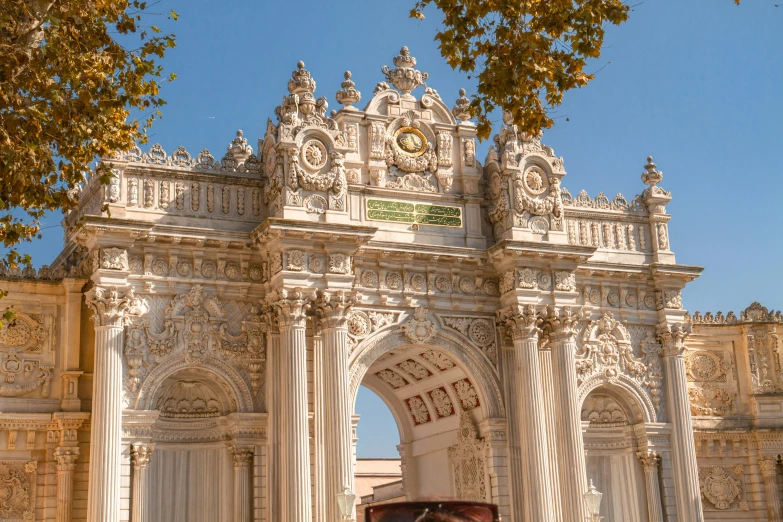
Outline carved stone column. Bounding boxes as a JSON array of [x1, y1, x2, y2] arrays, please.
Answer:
[[232, 446, 254, 522], [130, 443, 153, 522], [268, 288, 314, 522], [545, 307, 587, 522], [759, 458, 782, 522], [637, 450, 664, 522], [264, 305, 281, 522], [497, 304, 555, 521], [85, 284, 134, 522], [658, 324, 704, 522], [313, 290, 356, 522], [54, 447, 80, 522]]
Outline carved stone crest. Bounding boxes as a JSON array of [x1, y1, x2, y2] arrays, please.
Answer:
[[402, 306, 436, 344]]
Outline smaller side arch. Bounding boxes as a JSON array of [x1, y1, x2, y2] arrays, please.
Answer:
[[134, 354, 255, 413], [578, 374, 657, 424]]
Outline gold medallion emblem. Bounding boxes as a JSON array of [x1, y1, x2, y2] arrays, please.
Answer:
[[394, 127, 428, 157]]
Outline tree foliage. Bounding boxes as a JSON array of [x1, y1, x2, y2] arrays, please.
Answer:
[[0, 0, 176, 270], [412, 0, 629, 140]]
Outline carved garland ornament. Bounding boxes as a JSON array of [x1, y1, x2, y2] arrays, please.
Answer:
[[576, 313, 663, 415], [125, 285, 266, 406]]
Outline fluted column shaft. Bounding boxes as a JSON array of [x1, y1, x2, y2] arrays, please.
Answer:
[[498, 304, 555, 522], [87, 324, 124, 522], [551, 335, 588, 522], [760, 458, 782, 522], [314, 290, 356, 522], [660, 325, 704, 522], [266, 330, 281, 522], [322, 326, 354, 521], [638, 451, 664, 522], [539, 347, 563, 522], [54, 447, 79, 522], [280, 323, 312, 522], [499, 348, 525, 522], [232, 446, 254, 522], [130, 444, 153, 522], [514, 335, 555, 521], [86, 285, 133, 522]]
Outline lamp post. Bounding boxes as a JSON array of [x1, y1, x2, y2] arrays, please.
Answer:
[[583, 480, 604, 522], [337, 486, 357, 522]]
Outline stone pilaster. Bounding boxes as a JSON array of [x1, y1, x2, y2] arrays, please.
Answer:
[[85, 284, 134, 522], [637, 450, 664, 522], [268, 288, 314, 522], [545, 306, 587, 522], [54, 447, 79, 522], [497, 304, 555, 521], [232, 446, 255, 522], [130, 443, 153, 522], [759, 458, 782, 522], [658, 323, 704, 522], [313, 290, 356, 522]]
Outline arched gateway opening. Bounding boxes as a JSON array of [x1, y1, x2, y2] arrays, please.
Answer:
[[348, 309, 509, 519]]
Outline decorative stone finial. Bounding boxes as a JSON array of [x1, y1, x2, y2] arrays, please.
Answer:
[[336, 70, 361, 109], [382, 46, 429, 98], [452, 88, 472, 122], [288, 60, 316, 95], [642, 155, 663, 187], [228, 129, 252, 164]]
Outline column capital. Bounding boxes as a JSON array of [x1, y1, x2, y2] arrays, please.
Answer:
[[54, 446, 80, 472], [231, 445, 255, 468], [312, 290, 355, 330], [759, 457, 779, 478], [542, 305, 582, 344], [657, 322, 691, 357], [131, 443, 154, 470], [266, 287, 316, 329], [637, 450, 660, 472], [85, 285, 138, 327], [496, 304, 542, 342]]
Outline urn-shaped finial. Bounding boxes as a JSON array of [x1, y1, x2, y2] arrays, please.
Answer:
[[452, 88, 472, 122], [381, 46, 429, 98], [641, 155, 663, 187], [336, 70, 361, 109]]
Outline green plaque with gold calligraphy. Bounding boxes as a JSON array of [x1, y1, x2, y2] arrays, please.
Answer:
[[366, 199, 462, 227]]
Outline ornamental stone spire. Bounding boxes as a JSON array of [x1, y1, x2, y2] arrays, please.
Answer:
[[381, 46, 429, 97]]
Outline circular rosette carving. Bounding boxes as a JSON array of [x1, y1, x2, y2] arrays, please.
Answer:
[[522, 166, 548, 195], [361, 270, 378, 288], [386, 271, 402, 290], [469, 319, 494, 348], [248, 265, 262, 281], [225, 263, 239, 280], [435, 276, 451, 293], [301, 139, 328, 170], [411, 273, 426, 292], [201, 262, 216, 278], [348, 311, 372, 339], [686, 351, 723, 382]]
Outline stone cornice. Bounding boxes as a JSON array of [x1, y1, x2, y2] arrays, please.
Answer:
[[650, 263, 703, 284], [252, 218, 377, 245], [488, 240, 596, 263]]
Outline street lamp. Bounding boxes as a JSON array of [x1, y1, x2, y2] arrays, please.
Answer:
[[337, 486, 357, 522], [583, 480, 603, 522]]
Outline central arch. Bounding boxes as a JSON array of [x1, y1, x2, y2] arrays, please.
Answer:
[[348, 321, 508, 516]]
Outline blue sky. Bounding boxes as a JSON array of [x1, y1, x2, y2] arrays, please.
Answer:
[[12, 1, 782, 457]]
